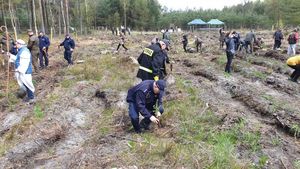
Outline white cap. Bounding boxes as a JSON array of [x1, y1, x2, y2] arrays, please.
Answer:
[[16, 39, 26, 45]]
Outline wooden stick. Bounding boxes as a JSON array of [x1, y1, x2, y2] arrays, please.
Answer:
[[1, 26, 10, 99]]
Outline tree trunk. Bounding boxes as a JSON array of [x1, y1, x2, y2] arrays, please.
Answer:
[[65, 0, 69, 34], [58, 0, 61, 36], [8, 0, 17, 40], [84, 0, 87, 35], [60, 0, 66, 35], [27, 0, 32, 29], [48, 2, 55, 37], [75, 0, 80, 34], [32, 0, 38, 35], [2, 0, 7, 27], [41, 0, 47, 33], [39, 0, 45, 33], [44, 0, 49, 33], [79, 0, 83, 35], [123, 0, 126, 29]]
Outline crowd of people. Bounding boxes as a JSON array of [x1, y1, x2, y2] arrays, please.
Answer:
[[1, 29, 76, 103], [1, 25, 299, 134]]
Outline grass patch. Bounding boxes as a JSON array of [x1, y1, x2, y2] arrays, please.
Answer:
[[294, 160, 300, 169], [34, 105, 45, 119], [262, 93, 298, 114], [45, 93, 59, 104], [258, 155, 269, 168], [291, 124, 300, 139], [63, 54, 134, 90], [97, 108, 114, 136], [271, 135, 281, 146], [216, 55, 227, 65], [250, 70, 268, 80], [118, 76, 250, 168], [60, 78, 76, 88]]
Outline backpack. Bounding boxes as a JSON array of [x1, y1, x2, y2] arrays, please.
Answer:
[[288, 33, 296, 44]]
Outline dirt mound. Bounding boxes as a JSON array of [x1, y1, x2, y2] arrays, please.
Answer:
[[225, 82, 300, 137], [191, 69, 218, 81], [264, 50, 287, 61], [182, 59, 197, 67], [3, 123, 64, 167]]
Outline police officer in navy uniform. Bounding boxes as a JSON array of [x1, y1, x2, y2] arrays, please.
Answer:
[[137, 39, 170, 81], [58, 34, 75, 66], [38, 31, 50, 68], [126, 80, 166, 133]]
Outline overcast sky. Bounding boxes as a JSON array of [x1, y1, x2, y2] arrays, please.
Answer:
[[158, 0, 254, 10]]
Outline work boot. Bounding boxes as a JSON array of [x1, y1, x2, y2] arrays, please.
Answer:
[[140, 118, 150, 130], [131, 119, 141, 133]]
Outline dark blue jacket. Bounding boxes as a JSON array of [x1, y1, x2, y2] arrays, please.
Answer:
[[126, 80, 164, 118], [182, 36, 188, 44], [225, 37, 235, 55], [11, 46, 18, 55], [59, 37, 75, 51], [38, 35, 50, 49], [137, 43, 165, 80], [274, 31, 283, 41]]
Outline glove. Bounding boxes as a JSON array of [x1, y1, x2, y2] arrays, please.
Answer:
[[154, 76, 159, 81], [156, 111, 161, 118], [150, 115, 159, 124]]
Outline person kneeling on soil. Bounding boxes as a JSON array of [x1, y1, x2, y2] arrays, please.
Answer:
[[8, 39, 35, 103], [286, 55, 300, 83], [58, 34, 75, 66], [126, 80, 166, 133], [253, 37, 264, 52]]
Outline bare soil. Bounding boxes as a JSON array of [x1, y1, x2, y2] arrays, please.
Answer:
[[0, 30, 299, 168]]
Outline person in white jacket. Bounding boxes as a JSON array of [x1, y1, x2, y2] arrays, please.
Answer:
[[8, 39, 35, 103]]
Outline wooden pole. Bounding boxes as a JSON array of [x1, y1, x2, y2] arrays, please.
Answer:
[[1, 26, 10, 99]]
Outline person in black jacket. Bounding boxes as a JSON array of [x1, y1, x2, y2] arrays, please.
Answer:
[[232, 31, 240, 51], [182, 35, 188, 52], [273, 29, 283, 50], [225, 32, 236, 73], [38, 31, 50, 68], [126, 80, 166, 133], [58, 34, 75, 66], [137, 39, 170, 81]]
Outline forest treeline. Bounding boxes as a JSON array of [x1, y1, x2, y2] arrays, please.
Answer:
[[0, 0, 299, 36]]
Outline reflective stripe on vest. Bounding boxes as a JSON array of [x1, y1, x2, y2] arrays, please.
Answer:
[[143, 48, 154, 56], [139, 66, 153, 73]]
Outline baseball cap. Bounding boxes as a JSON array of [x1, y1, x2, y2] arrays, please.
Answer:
[[16, 39, 26, 45], [161, 39, 170, 50], [156, 80, 166, 92]]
